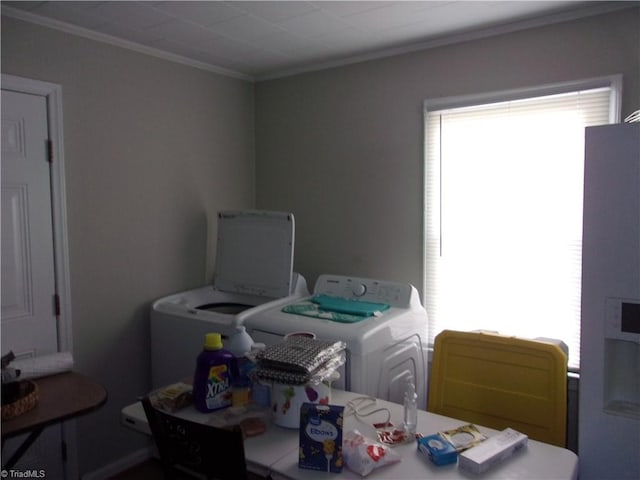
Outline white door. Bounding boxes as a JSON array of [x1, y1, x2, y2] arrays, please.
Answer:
[[2, 88, 65, 477]]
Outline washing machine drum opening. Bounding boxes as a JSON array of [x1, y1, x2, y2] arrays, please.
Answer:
[[196, 302, 253, 314]]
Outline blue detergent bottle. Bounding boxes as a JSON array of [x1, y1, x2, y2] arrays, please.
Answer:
[[193, 332, 236, 413]]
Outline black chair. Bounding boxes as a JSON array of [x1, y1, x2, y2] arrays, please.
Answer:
[[141, 396, 248, 480]]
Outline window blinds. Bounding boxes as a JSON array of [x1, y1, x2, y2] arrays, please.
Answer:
[[425, 87, 612, 369]]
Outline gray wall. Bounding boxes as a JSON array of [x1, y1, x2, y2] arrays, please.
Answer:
[[1, 4, 639, 476], [255, 7, 640, 294], [1, 15, 255, 475], [254, 9, 639, 455]]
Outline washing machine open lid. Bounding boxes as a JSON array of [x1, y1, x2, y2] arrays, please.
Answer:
[[213, 210, 295, 299]]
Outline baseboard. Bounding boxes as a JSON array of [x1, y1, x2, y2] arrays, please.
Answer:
[[80, 446, 153, 480]]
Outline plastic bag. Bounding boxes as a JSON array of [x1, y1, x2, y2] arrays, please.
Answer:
[[343, 429, 402, 477]]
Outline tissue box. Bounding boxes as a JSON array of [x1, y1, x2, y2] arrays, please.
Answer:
[[417, 434, 458, 466], [459, 428, 528, 474], [299, 403, 344, 473]]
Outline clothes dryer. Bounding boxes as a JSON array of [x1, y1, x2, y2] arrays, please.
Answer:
[[244, 274, 429, 409], [151, 211, 308, 388]]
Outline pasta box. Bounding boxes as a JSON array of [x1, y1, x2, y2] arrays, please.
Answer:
[[299, 403, 344, 473]]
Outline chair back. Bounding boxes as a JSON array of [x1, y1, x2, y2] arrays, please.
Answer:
[[141, 396, 248, 480], [427, 330, 568, 447]]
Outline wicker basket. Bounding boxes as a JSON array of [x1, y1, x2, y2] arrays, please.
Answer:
[[1, 380, 39, 421]]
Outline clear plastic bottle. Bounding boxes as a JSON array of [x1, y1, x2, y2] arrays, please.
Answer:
[[226, 328, 255, 408], [403, 377, 418, 437], [247, 343, 271, 407], [192, 332, 236, 413]]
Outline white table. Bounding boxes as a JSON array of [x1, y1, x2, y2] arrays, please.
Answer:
[[269, 391, 578, 479], [121, 389, 578, 479]]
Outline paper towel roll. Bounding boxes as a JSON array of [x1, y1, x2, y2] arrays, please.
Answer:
[[12, 351, 74, 379]]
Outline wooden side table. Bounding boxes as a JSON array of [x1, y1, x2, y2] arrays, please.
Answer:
[[2, 371, 107, 469]]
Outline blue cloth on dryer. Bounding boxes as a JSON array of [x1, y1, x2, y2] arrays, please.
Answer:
[[281, 295, 390, 323]]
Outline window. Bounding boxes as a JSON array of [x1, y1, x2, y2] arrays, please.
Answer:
[[424, 76, 621, 369]]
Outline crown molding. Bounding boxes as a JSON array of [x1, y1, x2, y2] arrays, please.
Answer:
[[256, 2, 634, 81], [2, 2, 633, 83], [1, 5, 255, 82]]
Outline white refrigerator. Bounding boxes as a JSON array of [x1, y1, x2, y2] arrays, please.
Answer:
[[579, 122, 640, 479]]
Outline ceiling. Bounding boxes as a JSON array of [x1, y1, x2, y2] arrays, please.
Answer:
[[2, 1, 625, 81]]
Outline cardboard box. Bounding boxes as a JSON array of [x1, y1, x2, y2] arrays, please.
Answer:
[[417, 434, 458, 466], [459, 428, 528, 474], [299, 403, 344, 473]]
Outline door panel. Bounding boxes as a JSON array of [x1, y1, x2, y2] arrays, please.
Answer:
[[1, 89, 64, 477], [1, 90, 58, 357]]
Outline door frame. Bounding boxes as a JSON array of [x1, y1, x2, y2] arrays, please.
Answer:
[[1, 73, 77, 478]]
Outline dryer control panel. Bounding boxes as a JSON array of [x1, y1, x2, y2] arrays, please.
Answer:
[[314, 274, 418, 308]]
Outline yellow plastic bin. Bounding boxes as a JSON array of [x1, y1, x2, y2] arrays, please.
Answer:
[[427, 330, 568, 447]]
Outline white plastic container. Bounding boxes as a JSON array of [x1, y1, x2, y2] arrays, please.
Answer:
[[271, 382, 331, 428]]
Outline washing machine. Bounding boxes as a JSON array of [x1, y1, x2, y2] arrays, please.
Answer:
[[244, 274, 429, 409], [150, 210, 309, 388]]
